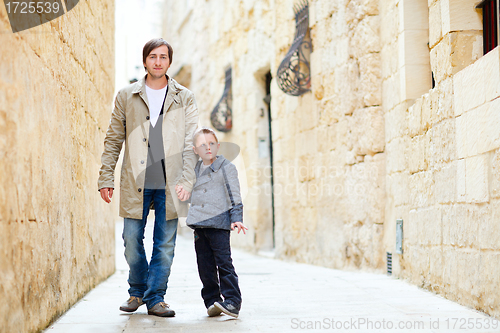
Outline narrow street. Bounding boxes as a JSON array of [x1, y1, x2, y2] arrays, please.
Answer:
[[44, 220, 500, 333]]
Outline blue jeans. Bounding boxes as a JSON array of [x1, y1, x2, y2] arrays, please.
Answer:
[[194, 228, 242, 310], [123, 188, 178, 309]]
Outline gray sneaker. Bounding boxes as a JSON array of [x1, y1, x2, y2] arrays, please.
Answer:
[[119, 296, 143, 312], [214, 301, 239, 318], [148, 302, 176, 317], [207, 304, 223, 317]]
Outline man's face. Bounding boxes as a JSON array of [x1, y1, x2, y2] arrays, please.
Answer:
[[144, 45, 170, 79], [194, 133, 220, 163]]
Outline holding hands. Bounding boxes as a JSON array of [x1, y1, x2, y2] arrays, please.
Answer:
[[175, 184, 191, 201], [176, 177, 246, 234]]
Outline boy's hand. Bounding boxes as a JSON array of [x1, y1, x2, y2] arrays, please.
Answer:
[[175, 184, 191, 201], [231, 222, 248, 234]]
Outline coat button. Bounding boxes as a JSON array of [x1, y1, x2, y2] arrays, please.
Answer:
[[203, 189, 207, 193], [146, 116, 150, 120], [143, 138, 147, 142], [141, 160, 144, 164], [138, 188, 142, 192]]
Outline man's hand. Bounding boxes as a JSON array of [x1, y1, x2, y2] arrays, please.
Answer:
[[100, 188, 113, 203], [175, 184, 191, 201], [231, 222, 248, 234]]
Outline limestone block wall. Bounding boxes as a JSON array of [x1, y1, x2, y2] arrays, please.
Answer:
[[382, 0, 500, 318], [274, 0, 385, 269], [163, 0, 276, 250], [0, 2, 116, 332], [163, 0, 386, 270], [164, 0, 500, 319]]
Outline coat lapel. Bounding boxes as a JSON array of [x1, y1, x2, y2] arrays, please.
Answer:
[[162, 76, 181, 114], [133, 75, 182, 113], [192, 156, 226, 189], [210, 155, 226, 172], [132, 77, 149, 109], [194, 175, 212, 187], [193, 161, 210, 188], [163, 92, 175, 114]]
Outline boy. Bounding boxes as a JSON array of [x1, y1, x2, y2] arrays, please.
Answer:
[[176, 127, 247, 318]]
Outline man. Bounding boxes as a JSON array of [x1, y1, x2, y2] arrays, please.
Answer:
[[98, 38, 198, 317]]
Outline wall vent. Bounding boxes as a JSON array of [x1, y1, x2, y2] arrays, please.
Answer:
[[387, 252, 392, 275]]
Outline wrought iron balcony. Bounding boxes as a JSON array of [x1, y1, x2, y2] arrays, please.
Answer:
[[210, 67, 233, 132], [276, 0, 312, 96]]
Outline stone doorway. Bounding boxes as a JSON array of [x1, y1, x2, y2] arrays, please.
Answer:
[[257, 71, 275, 250]]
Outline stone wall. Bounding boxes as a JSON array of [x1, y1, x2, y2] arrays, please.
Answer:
[[162, 0, 500, 319], [0, 1, 116, 332], [274, 0, 385, 269], [383, 0, 500, 319], [163, 0, 385, 269], [163, 0, 277, 250]]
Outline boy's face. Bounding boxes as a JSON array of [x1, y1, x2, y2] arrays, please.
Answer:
[[193, 133, 220, 163]]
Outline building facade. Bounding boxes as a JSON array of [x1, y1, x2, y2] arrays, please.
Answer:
[[162, 0, 500, 318], [0, 1, 116, 332]]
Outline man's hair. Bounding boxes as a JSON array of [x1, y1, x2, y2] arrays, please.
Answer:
[[193, 127, 219, 146], [143, 38, 173, 67]]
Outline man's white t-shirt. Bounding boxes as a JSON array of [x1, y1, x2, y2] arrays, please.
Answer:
[[145, 85, 168, 127]]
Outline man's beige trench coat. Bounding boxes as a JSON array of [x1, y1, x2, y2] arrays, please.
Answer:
[[98, 75, 199, 220]]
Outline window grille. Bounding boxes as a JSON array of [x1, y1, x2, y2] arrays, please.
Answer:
[[210, 67, 232, 132], [476, 0, 499, 55], [276, 0, 312, 96]]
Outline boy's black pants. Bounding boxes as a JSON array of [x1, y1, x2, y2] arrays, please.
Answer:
[[194, 228, 242, 310]]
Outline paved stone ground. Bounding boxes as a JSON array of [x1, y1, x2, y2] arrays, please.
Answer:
[[44, 220, 500, 333]]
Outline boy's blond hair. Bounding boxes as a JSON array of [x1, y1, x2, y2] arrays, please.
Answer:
[[193, 127, 219, 146]]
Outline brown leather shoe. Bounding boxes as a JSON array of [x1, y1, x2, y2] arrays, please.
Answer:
[[148, 302, 176, 317], [119, 296, 143, 312]]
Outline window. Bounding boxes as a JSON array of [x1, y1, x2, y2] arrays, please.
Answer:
[[476, 0, 499, 55]]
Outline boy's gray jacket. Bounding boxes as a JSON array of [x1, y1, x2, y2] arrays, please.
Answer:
[[186, 156, 243, 230], [98, 75, 199, 220]]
